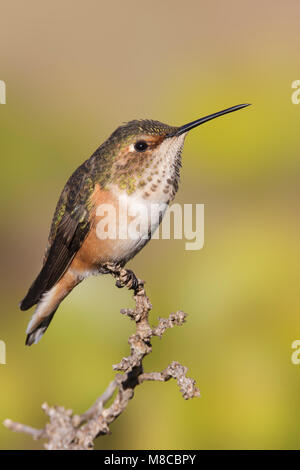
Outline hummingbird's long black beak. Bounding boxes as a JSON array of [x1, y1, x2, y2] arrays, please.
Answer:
[[171, 103, 250, 137]]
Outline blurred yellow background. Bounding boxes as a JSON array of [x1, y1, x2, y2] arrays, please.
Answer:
[[0, 0, 300, 450]]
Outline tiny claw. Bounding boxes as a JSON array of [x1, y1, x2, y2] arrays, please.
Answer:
[[125, 270, 139, 292]]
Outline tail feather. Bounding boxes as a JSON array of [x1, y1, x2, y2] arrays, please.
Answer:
[[26, 309, 57, 346], [21, 213, 90, 311], [20, 260, 60, 311], [24, 269, 81, 346], [20, 270, 48, 311], [25, 286, 59, 346]]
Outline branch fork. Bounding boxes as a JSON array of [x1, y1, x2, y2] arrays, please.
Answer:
[[4, 267, 200, 450]]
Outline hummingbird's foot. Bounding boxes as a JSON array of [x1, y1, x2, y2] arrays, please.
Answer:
[[104, 263, 142, 295], [116, 269, 140, 292], [115, 269, 139, 293]]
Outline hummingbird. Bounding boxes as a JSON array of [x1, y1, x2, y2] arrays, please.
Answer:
[[21, 104, 249, 345]]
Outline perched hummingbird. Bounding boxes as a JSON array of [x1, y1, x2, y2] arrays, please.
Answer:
[[21, 104, 249, 345]]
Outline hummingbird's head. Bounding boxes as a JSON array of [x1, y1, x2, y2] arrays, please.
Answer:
[[101, 104, 250, 196], [103, 119, 184, 195]]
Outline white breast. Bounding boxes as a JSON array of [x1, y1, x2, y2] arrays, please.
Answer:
[[103, 134, 186, 264]]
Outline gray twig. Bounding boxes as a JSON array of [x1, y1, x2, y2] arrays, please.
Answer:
[[4, 268, 200, 450]]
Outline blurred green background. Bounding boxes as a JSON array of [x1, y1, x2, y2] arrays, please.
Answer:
[[1, 0, 300, 450]]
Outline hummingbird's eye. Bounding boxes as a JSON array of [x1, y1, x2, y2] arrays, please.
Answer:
[[134, 140, 148, 152]]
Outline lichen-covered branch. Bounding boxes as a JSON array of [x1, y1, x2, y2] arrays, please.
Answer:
[[4, 267, 200, 450]]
